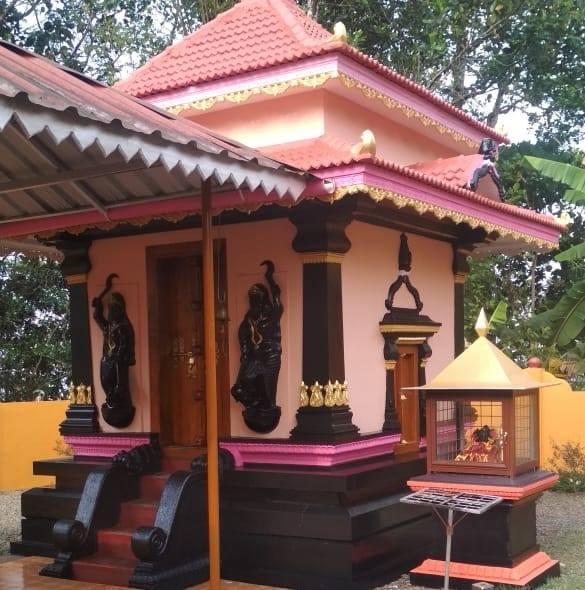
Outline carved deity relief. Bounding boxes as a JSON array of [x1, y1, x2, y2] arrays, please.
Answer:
[[231, 261, 283, 433], [92, 273, 136, 428]]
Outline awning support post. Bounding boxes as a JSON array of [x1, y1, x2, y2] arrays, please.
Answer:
[[202, 178, 221, 590]]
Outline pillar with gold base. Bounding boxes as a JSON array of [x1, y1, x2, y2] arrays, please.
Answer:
[[56, 238, 99, 435], [289, 201, 359, 443]]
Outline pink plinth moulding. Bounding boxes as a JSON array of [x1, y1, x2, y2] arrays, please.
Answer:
[[220, 434, 426, 468], [63, 435, 151, 458]]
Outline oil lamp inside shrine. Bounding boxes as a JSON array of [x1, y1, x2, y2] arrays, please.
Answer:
[[413, 309, 541, 478]]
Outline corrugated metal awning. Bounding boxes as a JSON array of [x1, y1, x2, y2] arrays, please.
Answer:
[[0, 41, 307, 247]]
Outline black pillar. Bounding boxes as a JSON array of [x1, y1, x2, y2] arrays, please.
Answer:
[[289, 201, 359, 443], [56, 238, 98, 434]]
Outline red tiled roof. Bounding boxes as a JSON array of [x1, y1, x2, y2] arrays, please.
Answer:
[[409, 154, 487, 188], [116, 0, 507, 144], [262, 137, 563, 231]]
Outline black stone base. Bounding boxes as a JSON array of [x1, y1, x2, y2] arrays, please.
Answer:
[[130, 555, 209, 590], [101, 402, 135, 428], [221, 452, 429, 589], [243, 405, 281, 434], [59, 404, 99, 435], [290, 405, 360, 443], [10, 458, 108, 558]]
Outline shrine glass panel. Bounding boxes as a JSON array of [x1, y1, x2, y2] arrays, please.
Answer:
[[514, 391, 538, 465], [434, 399, 505, 465]]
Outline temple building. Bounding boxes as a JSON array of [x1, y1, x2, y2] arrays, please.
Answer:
[[2, 0, 564, 588]]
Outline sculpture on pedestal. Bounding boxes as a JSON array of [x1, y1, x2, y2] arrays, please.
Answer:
[[92, 273, 136, 428], [231, 260, 283, 433]]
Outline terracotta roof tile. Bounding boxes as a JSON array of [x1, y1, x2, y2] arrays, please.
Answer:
[[115, 0, 506, 144], [409, 154, 486, 188], [261, 137, 562, 231]]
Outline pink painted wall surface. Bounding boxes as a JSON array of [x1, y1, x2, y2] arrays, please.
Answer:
[[342, 222, 454, 434], [322, 93, 455, 165], [193, 91, 325, 149], [190, 89, 456, 165], [87, 219, 302, 438]]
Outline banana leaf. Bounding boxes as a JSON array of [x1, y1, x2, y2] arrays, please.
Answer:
[[555, 242, 585, 262], [489, 301, 508, 326], [530, 279, 585, 347], [564, 189, 585, 204], [525, 156, 585, 193]]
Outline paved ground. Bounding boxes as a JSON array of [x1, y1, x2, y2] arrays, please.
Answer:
[[1, 490, 584, 589]]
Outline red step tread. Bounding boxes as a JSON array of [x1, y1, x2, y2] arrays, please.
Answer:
[[72, 555, 136, 587], [140, 473, 170, 501], [118, 499, 158, 528], [97, 527, 134, 560]]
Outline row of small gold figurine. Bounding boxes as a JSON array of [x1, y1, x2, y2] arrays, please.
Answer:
[[67, 382, 93, 405], [299, 380, 349, 408]]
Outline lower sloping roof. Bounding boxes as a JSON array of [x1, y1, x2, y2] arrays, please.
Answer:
[[0, 40, 307, 242]]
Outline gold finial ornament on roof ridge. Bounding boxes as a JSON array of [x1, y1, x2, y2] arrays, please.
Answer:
[[351, 129, 377, 157], [475, 307, 489, 338], [331, 22, 348, 43]]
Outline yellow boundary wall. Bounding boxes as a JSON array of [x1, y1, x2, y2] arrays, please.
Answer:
[[0, 375, 582, 490], [0, 400, 68, 491], [524, 368, 585, 468]]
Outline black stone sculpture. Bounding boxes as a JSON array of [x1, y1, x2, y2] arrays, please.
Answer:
[[92, 273, 136, 428], [231, 260, 283, 433], [385, 233, 423, 314]]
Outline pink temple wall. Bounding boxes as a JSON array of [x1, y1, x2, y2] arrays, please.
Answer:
[[342, 222, 454, 434], [87, 219, 302, 438], [322, 93, 455, 165], [193, 91, 325, 149], [87, 218, 454, 439], [190, 89, 456, 164]]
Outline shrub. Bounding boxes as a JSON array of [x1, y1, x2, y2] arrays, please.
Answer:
[[549, 440, 585, 493]]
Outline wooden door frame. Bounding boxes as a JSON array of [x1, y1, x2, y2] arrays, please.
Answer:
[[146, 240, 230, 443]]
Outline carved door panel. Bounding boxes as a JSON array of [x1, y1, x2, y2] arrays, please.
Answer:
[[156, 249, 229, 447], [394, 345, 419, 450], [158, 256, 205, 446]]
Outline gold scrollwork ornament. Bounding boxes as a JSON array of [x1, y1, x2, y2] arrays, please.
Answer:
[[340, 381, 349, 406], [324, 380, 336, 407], [299, 381, 309, 407], [309, 381, 324, 407]]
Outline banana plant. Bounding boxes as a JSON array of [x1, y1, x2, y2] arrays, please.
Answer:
[[523, 156, 585, 346]]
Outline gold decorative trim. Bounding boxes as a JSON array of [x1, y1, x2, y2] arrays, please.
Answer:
[[65, 273, 87, 285], [384, 360, 397, 371], [300, 251, 345, 264], [380, 324, 441, 334], [454, 272, 467, 284], [420, 359, 428, 368], [332, 184, 558, 251], [337, 74, 477, 148], [167, 71, 479, 148], [396, 336, 427, 344], [32, 183, 557, 252], [168, 72, 337, 114]]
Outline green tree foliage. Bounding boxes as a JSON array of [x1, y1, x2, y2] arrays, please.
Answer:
[[0, 255, 70, 401], [303, 0, 585, 142], [464, 143, 585, 386]]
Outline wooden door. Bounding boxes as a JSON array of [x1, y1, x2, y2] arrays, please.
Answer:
[[148, 242, 230, 448], [394, 344, 420, 455]]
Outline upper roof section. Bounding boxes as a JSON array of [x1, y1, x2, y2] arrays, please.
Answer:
[[116, 0, 506, 146]]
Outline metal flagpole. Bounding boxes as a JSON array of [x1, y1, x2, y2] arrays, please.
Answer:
[[202, 179, 221, 590]]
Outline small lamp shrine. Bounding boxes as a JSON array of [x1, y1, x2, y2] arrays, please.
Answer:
[[408, 310, 560, 589]]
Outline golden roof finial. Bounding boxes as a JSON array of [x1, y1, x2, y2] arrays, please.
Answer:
[[475, 307, 489, 338], [331, 22, 348, 43], [350, 129, 376, 157]]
